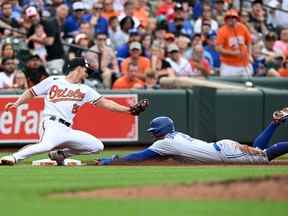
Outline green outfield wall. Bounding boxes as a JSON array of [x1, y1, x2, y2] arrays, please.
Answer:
[[1, 87, 288, 146]]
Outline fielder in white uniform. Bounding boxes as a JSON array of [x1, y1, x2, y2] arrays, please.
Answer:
[[98, 109, 288, 165], [0, 57, 134, 165]]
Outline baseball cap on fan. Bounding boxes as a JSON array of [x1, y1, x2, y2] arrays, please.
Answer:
[[73, 1, 85, 11], [67, 57, 95, 75]]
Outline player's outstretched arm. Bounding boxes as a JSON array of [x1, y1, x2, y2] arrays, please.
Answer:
[[93, 97, 149, 115], [93, 97, 131, 113], [5, 89, 35, 111], [98, 149, 161, 165]]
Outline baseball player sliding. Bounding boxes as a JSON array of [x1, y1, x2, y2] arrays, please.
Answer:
[[0, 57, 149, 165], [98, 108, 288, 165]]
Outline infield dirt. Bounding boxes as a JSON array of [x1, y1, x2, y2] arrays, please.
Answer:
[[55, 175, 288, 201]]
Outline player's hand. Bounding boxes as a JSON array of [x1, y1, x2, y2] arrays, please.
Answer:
[[4, 102, 17, 111]]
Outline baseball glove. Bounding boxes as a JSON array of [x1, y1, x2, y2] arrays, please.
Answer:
[[129, 99, 149, 116]]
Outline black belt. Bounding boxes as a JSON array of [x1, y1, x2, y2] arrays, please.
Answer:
[[49, 116, 71, 127]]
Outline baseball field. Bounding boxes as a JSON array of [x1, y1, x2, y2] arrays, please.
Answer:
[[0, 151, 288, 216]]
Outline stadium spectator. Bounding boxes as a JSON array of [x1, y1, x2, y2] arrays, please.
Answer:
[[0, 1, 19, 31], [176, 34, 190, 57], [239, 9, 256, 35], [184, 33, 203, 60], [145, 17, 157, 34], [79, 22, 95, 41], [0, 43, 16, 62], [102, 0, 119, 20], [112, 61, 144, 89], [142, 33, 152, 58], [121, 41, 151, 80], [88, 2, 108, 36], [85, 32, 119, 88], [165, 43, 193, 77], [216, 9, 253, 77], [150, 42, 175, 80], [118, 1, 140, 28], [155, 0, 175, 21], [63, 1, 90, 37], [23, 53, 49, 88], [273, 28, 288, 58], [133, 0, 149, 28], [143, 69, 160, 89], [189, 44, 213, 77], [108, 16, 127, 49], [12, 70, 27, 89], [0, 57, 18, 89], [204, 32, 221, 72], [248, 0, 269, 36], [168, 3, 193, 37], [194, 4, 218, 34], [277, 58, 288, 77], [45, 0, 65, 17], [67, 33, 92, 60], [24, 5, 65, 74], [116, 28, 142, 64], [54, 4, 69, 36], [262, 32, 283, 64], [213, 0, 225, 26]]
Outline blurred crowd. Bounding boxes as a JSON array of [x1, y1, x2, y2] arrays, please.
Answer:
[[0, 0, 288, 91]]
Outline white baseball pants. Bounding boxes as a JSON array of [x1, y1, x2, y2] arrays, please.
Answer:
[[220, 63, 253, 77], [13, 118, 104, 162]]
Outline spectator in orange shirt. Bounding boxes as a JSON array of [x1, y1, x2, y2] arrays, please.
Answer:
[[102, 0, 118, 20], [277, 59, 288, 77], [216, 9, 253, 77], [113, 62, 144, 89], [133, 0, 149, 28], [121, 42, 151, 81]]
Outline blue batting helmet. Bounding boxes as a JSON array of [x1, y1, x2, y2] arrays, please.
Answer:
[[147, 116, 175, 137]]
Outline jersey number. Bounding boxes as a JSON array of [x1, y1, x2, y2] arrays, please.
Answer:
[[72, 103, 80, 114]]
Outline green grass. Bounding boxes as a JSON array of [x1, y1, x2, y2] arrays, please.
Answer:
[[0, 152, 288, 216]]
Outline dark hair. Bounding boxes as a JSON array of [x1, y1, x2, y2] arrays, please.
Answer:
[[1, 1, 12, 8], [95, 31, 108, 38], [108, 16, 118, 24], [1, 57, 14, 65], [120, 16, 135, 31], [128, 61, 138, 69], [265, 33, 277, 41], [1, 43, 13, 51]]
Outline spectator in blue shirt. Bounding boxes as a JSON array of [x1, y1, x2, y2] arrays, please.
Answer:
[[64, 1, 90, 37], [168, 3, 193, 37], [116, 28, 142, 65], [88, 2, 108, 35], [204, 32, 221, 71]]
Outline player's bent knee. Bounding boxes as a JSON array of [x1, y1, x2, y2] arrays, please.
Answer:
[[89, 141, 104, 153]]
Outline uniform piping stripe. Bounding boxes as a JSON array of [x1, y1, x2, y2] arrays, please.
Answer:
[[30, 88, 37, 96], [91, 96, 103, 105]]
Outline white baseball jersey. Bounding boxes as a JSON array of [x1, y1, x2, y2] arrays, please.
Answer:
[[12, 76, 104, 162], [0, 72, 15, 88], [31, 76, 102, 123], [148, 132, 269, 164]]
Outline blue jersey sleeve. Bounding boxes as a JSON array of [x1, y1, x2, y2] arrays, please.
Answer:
[[99, 149, 161, 165]]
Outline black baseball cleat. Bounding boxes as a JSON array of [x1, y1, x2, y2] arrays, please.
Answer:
[[272, 109, 288, 124], [48, 150, 66, 166]]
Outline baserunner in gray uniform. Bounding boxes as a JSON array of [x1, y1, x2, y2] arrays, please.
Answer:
[[98, 107, 288, 165]]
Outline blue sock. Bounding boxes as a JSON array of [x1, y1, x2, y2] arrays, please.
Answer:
[[266, 142, 288, 161], [252, 122, 278, 150]]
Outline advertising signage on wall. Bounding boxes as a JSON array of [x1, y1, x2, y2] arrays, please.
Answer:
[[0, 95, 138, 143]]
